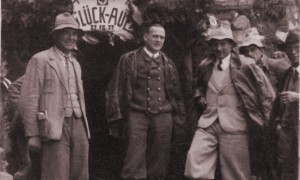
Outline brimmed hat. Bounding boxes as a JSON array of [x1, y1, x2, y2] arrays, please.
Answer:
[[285, 28, 300, 44], [239, 33, 264, 55], [206, 21, 237, 46], [278, 28, 300, 51], [50, 12, 84, 36]]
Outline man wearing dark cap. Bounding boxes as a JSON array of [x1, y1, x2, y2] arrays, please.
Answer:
[[19, 12, 90, 180], [270, 28, 299, 180], [185, 22, 275, 180]]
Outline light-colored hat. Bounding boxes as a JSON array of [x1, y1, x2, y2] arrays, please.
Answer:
[[232, 15, 251, 44], [51, 12, 84, 36], [207, 21, 237, 46], [238, 28, 265, 55], [240, 34, 264, 47]]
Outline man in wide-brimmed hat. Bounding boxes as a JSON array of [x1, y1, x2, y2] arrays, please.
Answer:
[[19, 12, 90, 180], [185, 22, 275, 180], [239, 32, 291, 92], [270, 28, 299, 180]]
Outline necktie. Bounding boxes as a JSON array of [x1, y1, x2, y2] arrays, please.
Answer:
[[217, 59, 223, 71], [256, 59, 263, 69], [64, 56, 70, 87], [293, 68, 298, 84], [64, 56, 70, 72]]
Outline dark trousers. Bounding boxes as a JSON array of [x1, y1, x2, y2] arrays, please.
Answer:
[[276, 126, 298, 180], [40, 116, 89, 180], [121, 111, 173, 179]]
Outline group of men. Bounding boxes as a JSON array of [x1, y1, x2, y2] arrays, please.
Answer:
[[4, 11, 299, 180]]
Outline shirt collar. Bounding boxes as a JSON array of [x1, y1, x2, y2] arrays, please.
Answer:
[[296, 65, 300, 73], [143, 47, 160, 58], [256, 55, 269, 70], [54, 46, 74, 62], [216, 54, 231, 70]]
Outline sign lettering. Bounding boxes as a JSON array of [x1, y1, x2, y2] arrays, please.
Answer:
[[73, 0, 133, 32]]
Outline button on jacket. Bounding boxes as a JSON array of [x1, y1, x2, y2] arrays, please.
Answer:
[[105, 47, 186, 139], [195, 51, 275, 127], [193, 51, 275, 174], [129, 49, 172, 114], [19, 47, 90, 140]]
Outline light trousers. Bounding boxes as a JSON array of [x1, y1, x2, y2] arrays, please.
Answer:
[[185, 120, 251, 180]]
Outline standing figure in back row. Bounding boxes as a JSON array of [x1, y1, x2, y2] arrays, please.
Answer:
[[270, 28, 299, 180], [239, 32, 290, 92]]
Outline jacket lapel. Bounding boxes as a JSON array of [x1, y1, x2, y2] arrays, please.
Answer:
[[201, 57, 215, 85], [47, 47, 68, 91]]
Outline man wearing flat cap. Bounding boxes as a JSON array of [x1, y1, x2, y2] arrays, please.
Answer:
[[270, 28, 300, 180], [239, 32, 291, 92], [185, 22, 275, 180], [19, 12, 90, 180]]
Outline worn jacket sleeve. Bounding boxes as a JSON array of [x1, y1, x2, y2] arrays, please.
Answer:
[[105, 55, 127, 123], [165, 56, 187, 144], [248, 64, 276, 123], [19, 57, 45, 137], [193, 58, 213, 100]]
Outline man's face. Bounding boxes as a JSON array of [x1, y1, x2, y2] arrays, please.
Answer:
[[143, 26, 165, 53], [211, 39, 233, 60], [54, 28, 78, 54], [243, 44, 264, 62], [285, 42, 299, 67]]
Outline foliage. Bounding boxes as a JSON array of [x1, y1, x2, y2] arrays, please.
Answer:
[[1, 0, 73, 80], [1, 0, 213, 81], [133, 0, 212, 48], [1, 0, 296, 80]]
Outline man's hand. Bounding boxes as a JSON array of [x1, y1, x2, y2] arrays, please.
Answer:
[[280, 91, 299, 104], [27, 136, 41, 152]]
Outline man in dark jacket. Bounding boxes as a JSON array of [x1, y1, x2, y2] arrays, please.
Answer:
[[106, 23, 186, 180], [185, 21, 275, 180], [271, 28, 299, 180]]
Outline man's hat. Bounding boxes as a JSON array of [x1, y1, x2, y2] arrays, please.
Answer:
[[285, 28, 300, 45], [239, 32, 264, 55], [206, 21, 237, 47], [50, 12, 84, 36], [232, 15, 251, 45], [278, 28, 300, 51]]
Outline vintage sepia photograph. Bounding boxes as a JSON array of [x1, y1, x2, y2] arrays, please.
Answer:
[[0, 0, 299, 179]]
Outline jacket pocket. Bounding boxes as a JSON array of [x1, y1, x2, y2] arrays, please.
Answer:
[[43, 79, 54, 93]]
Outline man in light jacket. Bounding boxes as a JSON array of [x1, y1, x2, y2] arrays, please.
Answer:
[[185, 22, 275, 180], [19, 12, 90, 180]]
